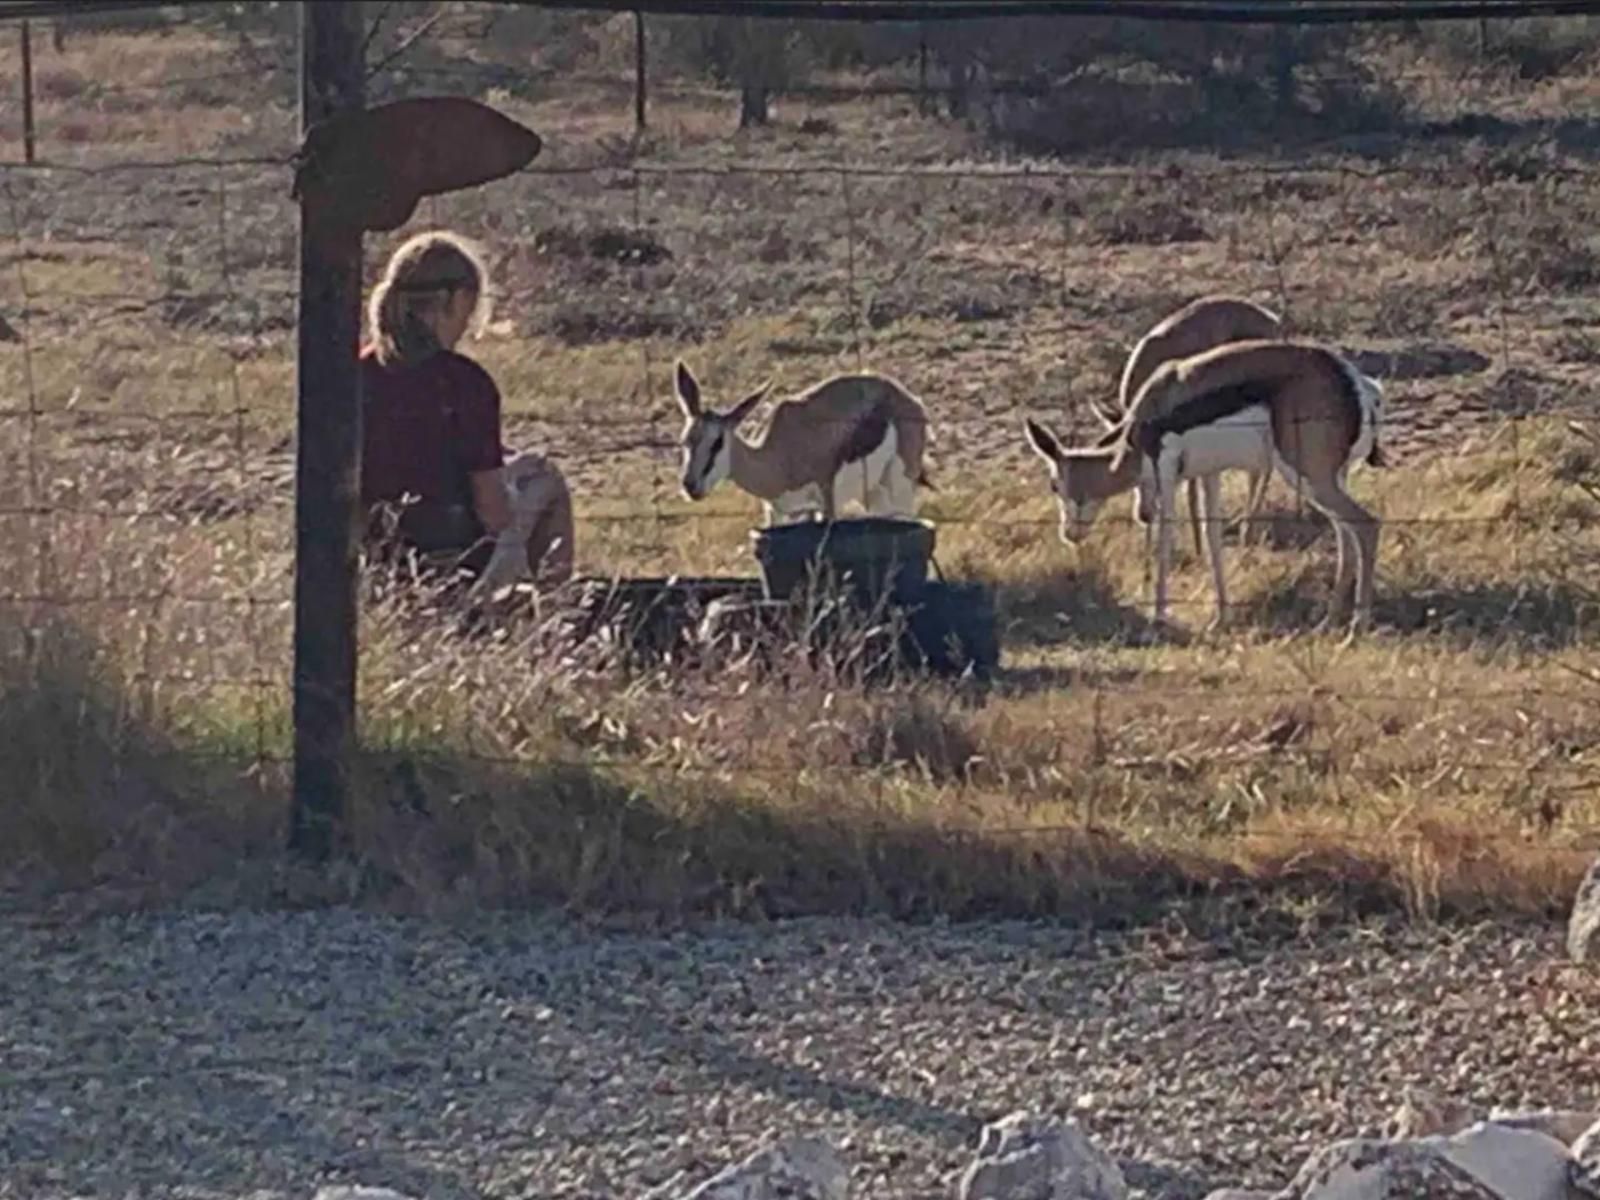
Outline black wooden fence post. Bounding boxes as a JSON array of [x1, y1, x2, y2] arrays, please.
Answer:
[[20, 19, 35, 164], [290, 0, 365, 862]]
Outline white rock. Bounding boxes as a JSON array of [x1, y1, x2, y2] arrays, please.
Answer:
[[312, 1190, 419, 1200], [1570, 856, 1600, 963], [1571, 1116, 1600, 1198], [681, 1135, 849, 1200], [1201, 1191, 1276, 1199], [957, 1111, 1127, 1200], [1282, 1138, 1505, 1199], [1419, 1121, 1574, 1200], [1486, 1107, 1600, 1147]]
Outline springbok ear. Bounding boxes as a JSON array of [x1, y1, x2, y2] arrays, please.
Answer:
[[1024, 417, 1063, 464], [674, 360, 701, 417], [728, 379, 772, 426]]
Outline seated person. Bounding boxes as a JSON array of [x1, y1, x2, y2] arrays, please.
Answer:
[[360, 229, 574, 592]]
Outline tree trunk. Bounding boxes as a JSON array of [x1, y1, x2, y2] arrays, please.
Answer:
[[946, 49, 974, 119], [1271, 30, 1297, 115], [739, 82, 769, 128], [917, 26, 931, 116]]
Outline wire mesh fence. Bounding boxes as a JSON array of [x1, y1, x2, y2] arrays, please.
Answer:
[[2, 1, 1600, 905]]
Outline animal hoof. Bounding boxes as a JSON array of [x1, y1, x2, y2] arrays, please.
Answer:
[[1340, 612, 1372, 646], [1130, 622, 1170, 647]]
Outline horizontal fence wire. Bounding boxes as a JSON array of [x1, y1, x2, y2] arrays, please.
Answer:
[[12, 0, 1600, 21], [380, 2, 1600, 24]]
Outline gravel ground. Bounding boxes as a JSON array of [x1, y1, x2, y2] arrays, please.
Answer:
[[2, 911, 1598, 1200]]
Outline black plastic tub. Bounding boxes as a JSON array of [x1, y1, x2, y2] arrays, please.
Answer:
[[750, 517, 936, 604], [695, 583, 1000, 685]]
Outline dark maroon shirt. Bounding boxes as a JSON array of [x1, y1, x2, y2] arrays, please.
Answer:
[[360, 346, 505, 508]]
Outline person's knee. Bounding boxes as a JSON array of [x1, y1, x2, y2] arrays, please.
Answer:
[[514, 460, 571, 510]]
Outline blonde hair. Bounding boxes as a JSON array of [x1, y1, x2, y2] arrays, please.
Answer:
[[367, 230, 492, 368]]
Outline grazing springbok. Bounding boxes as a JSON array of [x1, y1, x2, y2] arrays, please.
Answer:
[[1027, 338, 1384, 634], [673, 360, 932, 525], [1094, 295, 1285, 553]]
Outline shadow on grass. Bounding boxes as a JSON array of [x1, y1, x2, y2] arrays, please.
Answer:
[[1233, 575, 1600, 649], [984, 558, 1161, 649], [995, 662, 1152, 697], [5, 613, 1590, 933], [1241, 505, 1337, 553], [993, 71, 1600, 170], [0, 617, 280, 906], [352, 743, 1231, 926], [345, 735, 1591, 934]]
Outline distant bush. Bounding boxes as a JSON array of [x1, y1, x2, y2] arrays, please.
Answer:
[[984, 66, 1408, 157], [1416, 15, 1600, 80]]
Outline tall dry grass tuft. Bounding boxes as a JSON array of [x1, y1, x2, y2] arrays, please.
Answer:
[[0, 615, 278, 900]]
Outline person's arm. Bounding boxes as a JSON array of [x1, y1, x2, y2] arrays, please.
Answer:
[[452, 361, 510, 535]]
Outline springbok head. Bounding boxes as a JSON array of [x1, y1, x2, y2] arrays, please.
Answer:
[[673, 360, 772, 501], [1024, 417, 1112, 544]]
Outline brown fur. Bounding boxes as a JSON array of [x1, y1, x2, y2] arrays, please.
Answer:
[[1116, 295, 1285, 415], [1118, 339, 1363, 477], [1109, 295, 1285, 553], [1122, 339, 1382, 630], [763, 374, 930, 489], [676, 363, 932, 519], [834, 397, 892, 471]]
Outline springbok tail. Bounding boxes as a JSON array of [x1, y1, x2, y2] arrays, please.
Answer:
[[1334, 352, 1385, 474]]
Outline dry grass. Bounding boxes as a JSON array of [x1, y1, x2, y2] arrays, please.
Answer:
[[3, 21, 1600, 925]]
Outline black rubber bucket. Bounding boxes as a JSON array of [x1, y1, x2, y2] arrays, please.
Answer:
[[902, 580, 1001, 682], [750, 517, 935, 605]]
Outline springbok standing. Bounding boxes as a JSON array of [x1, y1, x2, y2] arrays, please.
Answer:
[[1028, 339, 1384, 634], [1097, 295, 1285, 553], [673, 360, 932, 525]]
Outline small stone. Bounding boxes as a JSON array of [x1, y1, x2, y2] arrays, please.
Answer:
[[1419, 1121, 1573, 1200], [681, 1135, 848, 1200], [1283, 1138, 1504, 1199], [1486, 1107, 1600, 1147], [1571, 857, 1600, 963], [957, 1111, 1126, 1200], [1571, 1116, 1600, 1199]]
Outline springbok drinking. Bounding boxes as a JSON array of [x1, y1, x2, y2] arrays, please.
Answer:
[[1092, 294, 1285, 553], [673, 360, 932, 525], [1027, 338, 1385, 634]]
